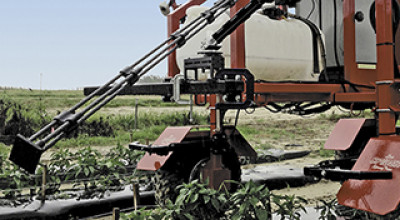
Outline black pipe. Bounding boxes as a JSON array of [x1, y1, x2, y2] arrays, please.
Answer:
[[0, 188, 155, 220]]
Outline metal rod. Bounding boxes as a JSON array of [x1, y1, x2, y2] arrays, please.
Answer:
[[120, 38, 171, 74], [170, 0, 230, 36], [29, 121, 57, 141], [37, 121, 70, 146], [79, 82, 130, 123], [70, 73, 123, 112], [43, 132, 65, 151], [140, 45, 180, 75], [139, 9, 227, 76], [135, 1, 228, 75], [24, 0, 238, 153]]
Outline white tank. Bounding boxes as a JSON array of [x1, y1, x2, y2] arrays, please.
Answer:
[[176, 6, 325, 82]]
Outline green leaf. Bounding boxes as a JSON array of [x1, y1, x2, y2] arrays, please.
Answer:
[[231, 214, 242, 220], [183, 213, 195, 220], [204, 195, 210, 204], [239, 203, 248, 214], [89, 166, 95, 174], [190, 193, 199, 203], [255, 209, 269, 220], [211, 198, 220, 210], [250, 196, 259, 207], [84, 167, 90, 176]]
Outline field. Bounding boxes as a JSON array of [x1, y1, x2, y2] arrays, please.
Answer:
[[0, 88, 375, 219]]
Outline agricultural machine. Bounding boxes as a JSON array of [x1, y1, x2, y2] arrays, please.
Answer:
[[8, 0, 400, 217]]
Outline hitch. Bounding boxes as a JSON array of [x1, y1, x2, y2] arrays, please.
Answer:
[[304, 159, 392, 181]]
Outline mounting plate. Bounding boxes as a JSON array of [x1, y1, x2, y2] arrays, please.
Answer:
[[9, 134, 43, 174]]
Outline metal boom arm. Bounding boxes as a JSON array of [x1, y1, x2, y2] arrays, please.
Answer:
[[9, 0, 238, 174]]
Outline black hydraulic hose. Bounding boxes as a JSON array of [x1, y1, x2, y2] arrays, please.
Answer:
[[121, 0, 232, 75], [137, 2, 231, 75], [289, 13, 326, 75], [370, 0, 400, 78], [212, 0, 273, 44], [119, 39, 170, 75], [37, 73, 135, 147], [306, 0, 316, 20], [318, 0, 322, 29], [29, 73, 124, 141], [140, 8, 228, 75], [333, 0, 341, 68]]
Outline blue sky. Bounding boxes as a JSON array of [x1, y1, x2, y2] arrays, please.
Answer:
[[0, 1, 175, 90]]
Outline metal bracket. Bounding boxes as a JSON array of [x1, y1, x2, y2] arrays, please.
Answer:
[[172, 74, 191, 105], [215, 69, 255, 110], [304, 159, 392, 181]]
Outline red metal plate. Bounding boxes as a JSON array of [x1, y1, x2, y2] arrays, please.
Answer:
[[337, 136, 400, 215], [325, 119, 366, 151], [136, 126, 192, 171]]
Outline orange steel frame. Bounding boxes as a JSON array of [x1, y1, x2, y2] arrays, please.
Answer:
[[167, 0, 397, 136]]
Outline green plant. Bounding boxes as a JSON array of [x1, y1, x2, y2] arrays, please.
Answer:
[[173, 179, 228, 220], [273, 194, 308, 220], [228, 180, 272, 220], [121, 178, 315, 220], [105, 143, 144, 166], [316, 198, 338, 220], [0, 158, 31, 202]]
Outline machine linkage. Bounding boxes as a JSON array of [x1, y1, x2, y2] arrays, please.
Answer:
[[9, 0, 241, 174], [304, 159, 392, 182]]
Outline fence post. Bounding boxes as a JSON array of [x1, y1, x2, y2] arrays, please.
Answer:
[[113, 207, 120, 220], [132, 183, 140, 211], [189, 95, 193, 124], [41, 164, 47, 204], [134, 98, 139, 130]]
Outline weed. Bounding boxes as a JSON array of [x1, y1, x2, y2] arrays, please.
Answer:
[[318, 145, 335, 158]]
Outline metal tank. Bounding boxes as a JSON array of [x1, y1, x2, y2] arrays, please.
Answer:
[[176, 5, 325, 81]]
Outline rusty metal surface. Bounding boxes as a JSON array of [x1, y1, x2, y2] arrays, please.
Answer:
[[201, 154, 231, 190], [337, 136, 400, 215], [167, 0, 206, 77], [324, 119, 367, 151], [136, 126, 192, 171]]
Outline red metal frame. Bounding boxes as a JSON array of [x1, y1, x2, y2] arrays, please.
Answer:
[[167, 0, 207, 78], [167, 0, 398, 145], [376, 0, 397, 135], [167, 0, 397, 133], [164, 0, 400, 213]]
